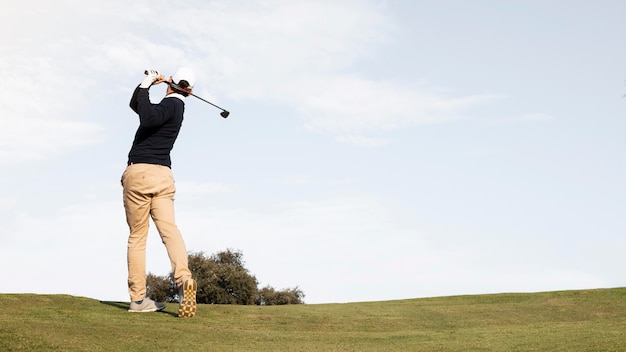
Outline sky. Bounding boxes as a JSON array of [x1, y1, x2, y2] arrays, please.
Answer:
[[1, 0, 625, 304]]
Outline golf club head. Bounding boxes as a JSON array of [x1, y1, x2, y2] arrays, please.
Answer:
[[221, 111, 230, 118]]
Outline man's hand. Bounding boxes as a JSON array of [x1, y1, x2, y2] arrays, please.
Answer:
[[140, 70, 164, 88]]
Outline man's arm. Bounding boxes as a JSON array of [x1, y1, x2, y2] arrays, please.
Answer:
[[133, 88, 171, 128], [129, 70, 170, 127], [129, 85, 141, 114]]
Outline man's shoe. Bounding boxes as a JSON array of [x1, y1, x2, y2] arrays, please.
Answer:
[[128, 297, 166, 313], [178, 278, 197, 318]]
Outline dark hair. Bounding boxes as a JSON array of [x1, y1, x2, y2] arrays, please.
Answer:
[[173, 80, 191, 97]]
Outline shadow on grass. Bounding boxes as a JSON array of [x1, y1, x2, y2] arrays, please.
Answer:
[[99, 301, 179, 318], [99, 301, 129, 311]]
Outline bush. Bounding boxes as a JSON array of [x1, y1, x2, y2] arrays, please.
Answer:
[[255, 285, 305, 305], [146, 273, 176, 303], [147, 249, 304, 305], [189, 250, 258, 305]]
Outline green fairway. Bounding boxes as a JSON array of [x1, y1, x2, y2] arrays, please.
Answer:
[[1, 288, 625, 351]]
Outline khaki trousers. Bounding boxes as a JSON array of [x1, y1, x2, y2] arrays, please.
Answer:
[[121, 163, 191, 302]]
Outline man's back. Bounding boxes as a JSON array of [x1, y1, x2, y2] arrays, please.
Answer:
[[128, 87, 186, 167]]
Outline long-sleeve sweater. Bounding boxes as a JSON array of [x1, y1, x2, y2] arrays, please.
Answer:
[[127, 86, 186, 168]]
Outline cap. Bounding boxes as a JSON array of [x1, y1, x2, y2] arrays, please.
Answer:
[[173, 67, 196, 88]]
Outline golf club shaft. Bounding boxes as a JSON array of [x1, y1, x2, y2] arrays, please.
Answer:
[[180, 85, 228, 112], [143, 70, 230, 117]]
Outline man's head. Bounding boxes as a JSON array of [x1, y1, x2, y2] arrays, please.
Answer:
[[168, 67, 196, 97]]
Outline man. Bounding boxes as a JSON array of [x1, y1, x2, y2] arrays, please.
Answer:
[[121, 68, 197, 318]]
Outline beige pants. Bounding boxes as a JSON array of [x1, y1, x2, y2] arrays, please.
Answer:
[[121, 163, 191, 302]]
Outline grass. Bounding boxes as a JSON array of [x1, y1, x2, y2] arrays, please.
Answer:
[[1, 288, 625, 351]]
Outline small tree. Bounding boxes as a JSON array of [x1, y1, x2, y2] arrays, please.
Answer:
[[255, 285, 305, 305], [146, 273, 176, 303], [189, 249, 258, 305], [146, 249, 304, 305]]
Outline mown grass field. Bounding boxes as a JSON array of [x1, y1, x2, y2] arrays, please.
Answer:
[[1, 288, 625, 351]]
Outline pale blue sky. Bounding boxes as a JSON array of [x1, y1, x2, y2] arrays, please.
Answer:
[[1, 0, 624, 303]]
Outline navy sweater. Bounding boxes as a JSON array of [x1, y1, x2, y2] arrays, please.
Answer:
[[127, 86, 185, 168]]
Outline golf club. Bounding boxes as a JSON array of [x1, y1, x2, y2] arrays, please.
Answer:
[[144, 70, 230, 118]]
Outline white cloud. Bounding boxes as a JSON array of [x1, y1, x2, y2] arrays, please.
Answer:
[[0, 0, 505, 162], [0, 1, 214, 164], [335, 135, 389, 148], [176, 180, 241, 199], [150, 1, 500, 138], [180, 1, 392, 83], [0, 58, 103, 163], [520, 112, 556, 121], [0, 7, 106, 163], [485, 111, 557, 125], [298, 76, 502, 133], [0, 118, 102, 163], [276, 175, 353, 187]]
